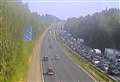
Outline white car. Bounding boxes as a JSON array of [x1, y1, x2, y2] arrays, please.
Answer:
[[54, 55, 60, 60]]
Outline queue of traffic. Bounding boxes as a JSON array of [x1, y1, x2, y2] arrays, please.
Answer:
[[58, 30, 120, 75]]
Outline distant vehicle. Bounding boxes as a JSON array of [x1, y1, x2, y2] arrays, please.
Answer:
[[54, 55, 60, 60], [112, 69, 120, 75], [43, 56, 48, 61], [94, 49, 101, 55], [46, 66, 55, 75]]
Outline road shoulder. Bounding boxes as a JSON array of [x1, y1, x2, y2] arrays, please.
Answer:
[[26, 28, 49, 82]]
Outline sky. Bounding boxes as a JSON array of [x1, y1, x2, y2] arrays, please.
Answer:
[[22, 0, 120, 20]]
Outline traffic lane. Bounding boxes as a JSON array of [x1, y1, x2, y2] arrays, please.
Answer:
[[42, 30, 95, 82], [51, 36, 94, 82], [44, 34, 69, 81], [42, 33, 56, 82], [50, 39, 78, 81], [42, 33, 73, 82], [49, 32, 94, 82]]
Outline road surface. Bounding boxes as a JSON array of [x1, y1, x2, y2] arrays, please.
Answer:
[[41, 27, 95, 82]]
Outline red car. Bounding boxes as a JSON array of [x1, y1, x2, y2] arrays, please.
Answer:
[[46, 66, 55, 75]]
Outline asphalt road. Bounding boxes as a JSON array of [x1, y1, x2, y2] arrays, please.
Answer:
[[41, 28, 95, 82]]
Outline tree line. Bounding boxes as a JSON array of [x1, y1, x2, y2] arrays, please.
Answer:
[[64, 8, 120, 52], [0, 0, 60, 82]]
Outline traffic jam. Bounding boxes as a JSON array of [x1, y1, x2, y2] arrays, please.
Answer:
[[58, 30, 120, 76]]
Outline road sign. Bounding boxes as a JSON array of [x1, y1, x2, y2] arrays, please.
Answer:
[[24, 25, 32, 41]]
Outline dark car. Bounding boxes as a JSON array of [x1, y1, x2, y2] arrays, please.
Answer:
[[43, 56, 48, 61]]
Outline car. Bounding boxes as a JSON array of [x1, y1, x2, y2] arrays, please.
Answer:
[[54, 55, 60, 60], [46, 66, 55, 75], [43, 56, 48, 61]]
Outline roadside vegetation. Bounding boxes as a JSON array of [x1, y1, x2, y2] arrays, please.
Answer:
[[0, 0, 59, 82], [63, 45, 117, 82]]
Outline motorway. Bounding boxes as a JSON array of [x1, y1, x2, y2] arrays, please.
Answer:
[[41, 27, 95, 82]]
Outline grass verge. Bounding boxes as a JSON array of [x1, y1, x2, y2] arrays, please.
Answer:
[[9, 41, 34, 82], [62, 43, 117, 82], [9, 29, 46, 82]]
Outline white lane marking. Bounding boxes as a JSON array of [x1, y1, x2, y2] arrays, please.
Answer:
[[41, 56, 45, 82], [76, 64, 98, 82], [61, 42, 98, 82]]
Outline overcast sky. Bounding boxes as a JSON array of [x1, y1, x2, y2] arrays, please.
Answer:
[[22, 0, 119, 20]]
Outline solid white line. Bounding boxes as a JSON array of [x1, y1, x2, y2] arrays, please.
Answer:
[[41, 63, 44, 82], [76, 64, 98, 82], [63, 45, 98, 82]]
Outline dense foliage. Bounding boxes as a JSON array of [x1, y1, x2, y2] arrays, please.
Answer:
[[64, 8, 120, 52], [0, 0, 59, 82]]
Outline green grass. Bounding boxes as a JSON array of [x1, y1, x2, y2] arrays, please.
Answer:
[[9, 41, 34, 82], [8, 28, 47, 82], [62, 44, 117, 82]]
